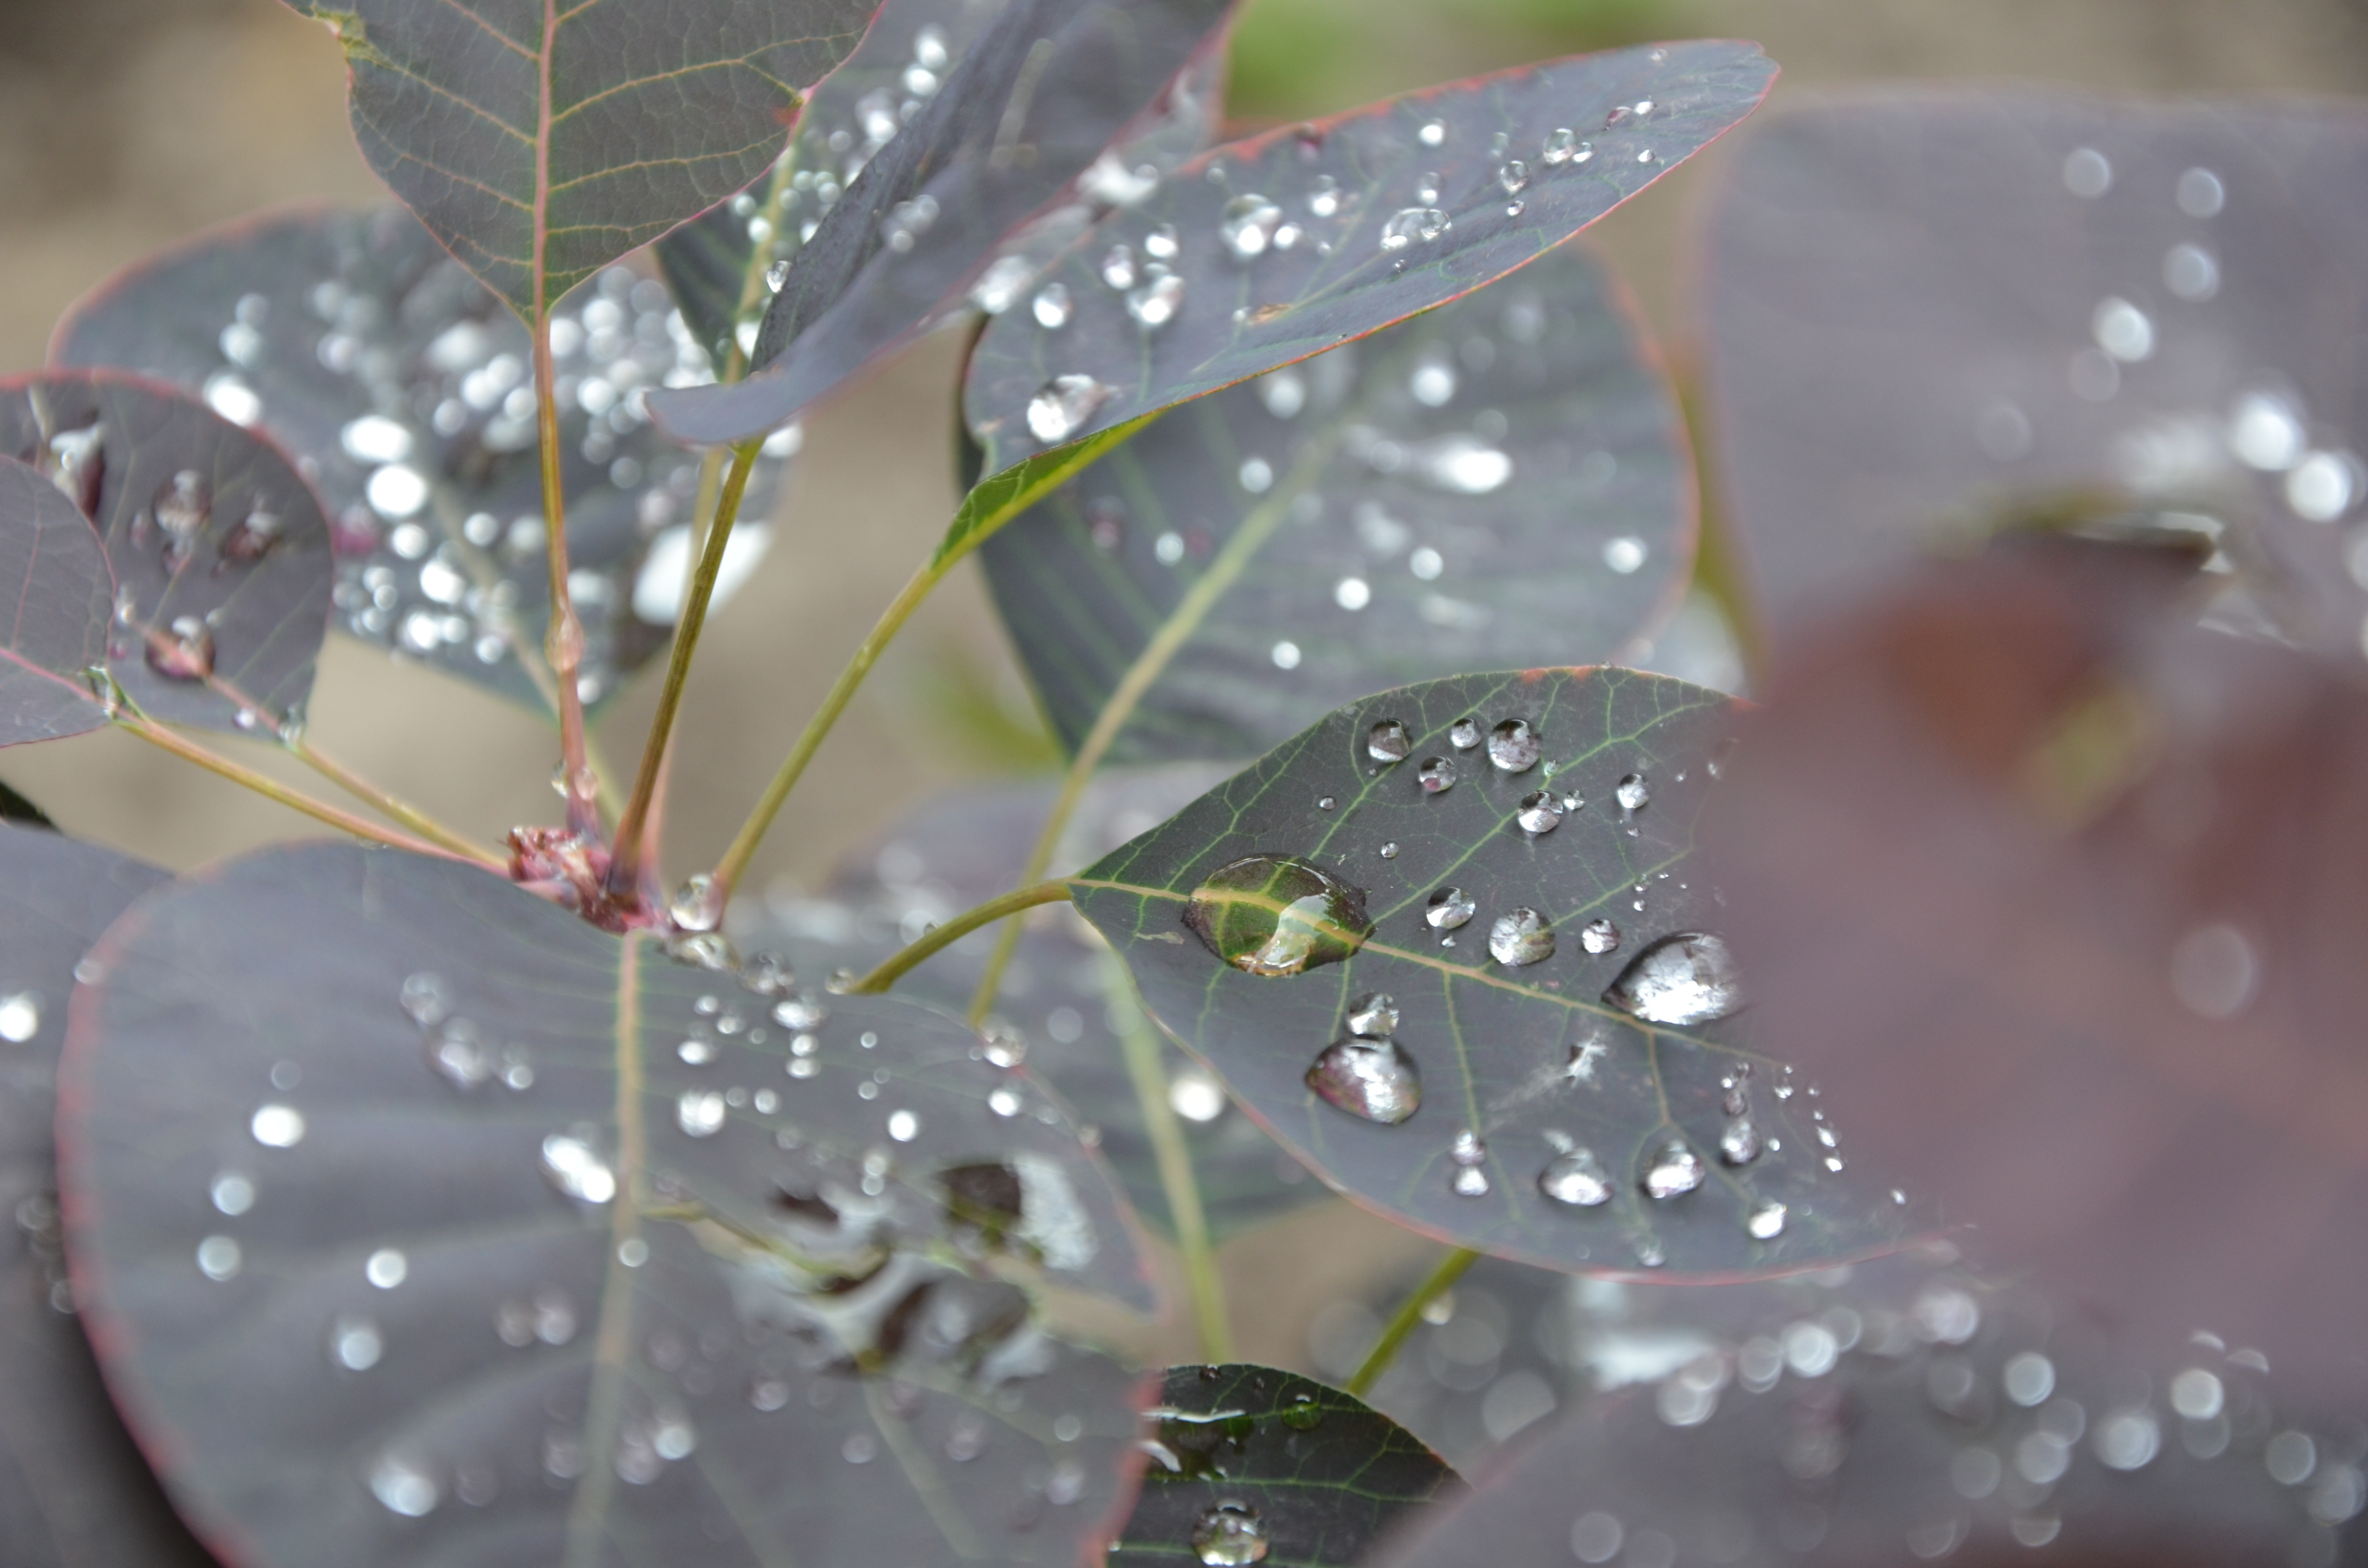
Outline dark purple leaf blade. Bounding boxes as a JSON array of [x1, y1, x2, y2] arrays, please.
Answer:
[[1702, 91, 2368, 662], [979, 241, 1694, 763], [0, 824, 210, 1568], [58, 843, 1158, 1568], [0, 455, 114, 747], [1066, 668, 1918, 1281], [1702, 536, 2368, 1399], [52, 205, 787, 715], [0, 373, 333, 738], [648, 0, 1241, 446], [0, 777, 55, 826], [1110, 1364, 1459, 1566], [283, 0, 881, 322], [957, 40, 1774, 477]]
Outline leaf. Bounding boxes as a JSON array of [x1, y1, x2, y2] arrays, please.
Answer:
[[0, 372, 334, 737], [58, 843, 1157, 1568], [0, 778, 56, 827], [979, 240, 1695, 764], [284, 0, 881, 322], [1066, 668, 1918, 1280], [648, 0, 1242, 445], [1701, 91, 2368, 661], [0, 455, 114, 747], [1701, 535, 2368, 1399], [1110, 1363, 1460, 1566], [1376, 1248, 2365, 1568], [743, 770, 1331, 1240], [959, 40, 1776, 477], [0, 824, 210, 1568], [53, 206, 789, 716]]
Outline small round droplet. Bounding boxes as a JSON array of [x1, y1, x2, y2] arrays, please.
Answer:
[[2063, 146, 2113, 198], [1032, 283, 1073, 329], [1418, 756, 1457, 794], [1497, 159, 1530, 195], [1306, 1039, 1420, 1124], [1377, 841, 1399, 859], [1488, 908, 1554, 966], [1346, 992, 1398, 1038], [1280, 1392, 1323, 1430], [196, 1235, 242, 1281], [1615, 773, 1650, 813], [1516, 791, 1564, 835], [250, 1103, 305, 1149], [397, 972, 449, 1028], [1448, 717, 1481, 749], [1487, 719, 1542, 772], [1184, 856, 1372, 977], [1604, 933, 1745, 1026], [1579, 919, 1620, 956], [541, 1133, 617, 1204], [678, 1089, 727, 1137], [365, 1248, 408, 1289], [1192, 1502, 1270, 1566], [0, 992, 39, 1043], [210, 1171, 255, 1215], [1747, 1201, 1788, 1239], [333, 1315, 384, 1371], [1542, 128, 1583, 164], [1169, 1070, 1225, 1122], [1368, 718, 1411, 762], [370, 1454, 439, 1518], [669, 874, 723, 933], [1539, 1147, 1612, 1207], [1221, 195, 1285, 259], [1425, 886, 1475, 931], [887, 1108, 919, 1142], [1641, 1139, 1705, 1200]]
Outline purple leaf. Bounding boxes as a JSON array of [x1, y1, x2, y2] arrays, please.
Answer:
[[0, 456, 114, 747], [59, 842, 1157, 1568], [0, 373, 333, 738], [958, 40, 1775, 476]]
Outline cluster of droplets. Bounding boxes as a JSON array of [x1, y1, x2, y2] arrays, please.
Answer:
[[1306, 991, 1420, 1124], [401, 971, 537, 1095]]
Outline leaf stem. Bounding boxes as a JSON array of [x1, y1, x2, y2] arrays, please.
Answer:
[[284, 733, 497, 864], [1347, 1247, 1479, 1398], [534, 309, 601, 840], [1670, 354, 1768, 687], [845, 881, 1072, 994], [607, 441, 761, 894], [569, 931, 647, 1568], [1108, 957, 1231, 1362]]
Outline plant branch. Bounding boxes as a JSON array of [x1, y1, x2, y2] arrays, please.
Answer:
[[1347, 1247, 1479, 1398], [1108, 957, 1231, 1362], [844, 881, 1072, 994], [534, 309, 601, 841], [608, 441, 760, 894], [284, 733, 496, 863]]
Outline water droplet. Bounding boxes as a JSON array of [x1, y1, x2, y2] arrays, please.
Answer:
[[1497, 159, 1530, 195], [541, 1132, 616, 1203], [369, 1454, 439, 1517], [1748, 1200, 1788, 1239], [887, 1108, 919, 1142], [333, 1314, 384, 1370], [1169, 1070, 1225, 1122], [2063, 146, 2112, 198], [988, 1085, 1024, 1117], [1307, 1037, 1420, 1124], [1483, 720, 1542, 773], [1425, 886, 1475, 931], [2170, 1367, 2225, 1421], [1409, 361, 1457, 406], [1221, 194, 1285, 259], [1720, 1118, 1763, 1166], [1603, 536, 1646, 574], [2163, 241, 2219, 302], [1411, 433, 1512, 494], [1418, 756, 1457, 794], [1026, 375, 1109, 444], [250, 1103, 305, 1148], [1347, 992, 1398, 1038], [1541, 129, 1591, 165], [982, 1024, 1026, 1069], [1032, 283, 1073, 329], [2288, 450, 2358, 522], [774, 993, 828, 1030], [1307, 176, 1342, 218], [2095, 1408, 2162, 1470], [678, 1089, 727, 1137], [1279, 1392, 1323, 1430], [1446, 1129, 1491, 1195], [1538, 1145, 1612, 1207], [196, 1235, 241, 1281], [1603, 934, 1743, 1025], [1379, 207, 1449, 250], [2093, 296, 2154, 362], [0, 992, 38, 1042], [1570, 1510, 1624, 1563], [669, 874, 723, 933], [2177, 166, 2225, 218], [1184, 856, 1372, 977], [1367, 718, 1411, 761], [1127, 271, 1186, 330], [1193, 1502, 1270, 1566], [1488, 908, 1554, 966], [365, 1248, 407, 1289], [1642, 1139, 1705, 1200], [1333, 576, 1370, 610], [2229, 390, 2305, 471], [1516, 791, 1564, 835], [1270, 639, 1300, 669], [220, 506, 283, 561], [1574, 919, 1620, 956], [147, 616, 216, 681], [1377, 841, 1398, 859], [210, 1171, 254, 1215], [1614, 773, 1650, 813]]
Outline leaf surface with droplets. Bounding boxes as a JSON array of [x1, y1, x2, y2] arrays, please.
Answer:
[[0, 456, 114, 747]]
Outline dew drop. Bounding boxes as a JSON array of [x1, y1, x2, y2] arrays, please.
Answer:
[[1538, 1145, 1612, 1207], [1418, 756, 1457, 794], [678, 1089, 727, 1137], [1488, 908, 1554, 966], [1486, 719, 1542, 772], [1184, 856, 1372, 977], [1642, 1139, 1705, 1200], [1032, 283, 1074, 329], [365, 1248, 408, 1289], [1193, 1502, 1270, 1566], [1748, 1201, 1788, 1240], [541, 1132, 616, 1204], [2177, 166, 2225, 218], [1516, 791, 1564, 835], [0, 992, 38, 1042], [988, 1085, 1024, 1118], [2093, 296, 2154, 362], [1412, 433, 1512, 494], [1169, 1070, 1226, 1122], [1379, 207, 1449, 251], [1368, 719, 1411, 761], [333, 1314, 384, 1371], [147, 616, 216, 682], [1308, 176, 1342, 218], [1127, 271, 1187, 331], [1541, 129, 1591, 165], [1221, 195, 1286, 259], [1377, 841, 1398, 859], [1720, 1118, 1763, 1165], [1569, 919, 1616, 957], [196, 1235, 241, 1281], [1498, 159, 1530, 195], [1424, 888, 1475, 932], [1615, 773, 1650, 813], [2163, 241, 2219, 302], [1346, 992, 1398, 1038], [1026, 375, 1110, 444], [1603, 933, 1744, 1026], [369, 1454, 439, 1518], [887, 1108, 919, 1142], [2063, 146, 2113, 198], [1334, 576, 1370, 610], [1307, 1036, 1421, 1123], [210, 1171, 255, 1215], [1448, 717, 1481, 749], [669, 873, 723, 933], [250, 1103, 305, 1149]]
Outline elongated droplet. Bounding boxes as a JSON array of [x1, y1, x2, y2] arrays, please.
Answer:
[[1379, 207, 1449, 250], [1193, 1502, 1270, 1566], [1307, 1039, 1420, 1124], [1026, 375, 1109, 443], [1127, 272, 1186, 331], [1642, 1139, 1705, 1200], [1418, 756, 1457, 794], [1100, 245, 1138, 291], [1425, 886, 1475, 931], [1489, 908, 1554, 966], [1487, 718, 1541, 772], [1032, 283, 1073, 329], [1184, 855, 1372, 977], [1368, 718, 1411, 762], [541, 1132, 616, 1204], [1721, 1118, 1763, 1165], [1748, 1201, 1788, 1240], [1346, 992, 1398, 1038], [1539, 1146, 1612, 1207], [1603, 933, 1746, 1026], [1220, 195, 1284, 258]]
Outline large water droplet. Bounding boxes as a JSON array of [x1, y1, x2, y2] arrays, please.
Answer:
[[1516, 791, 1564, 835], [669, 874, 723, 933], [678, 1090, 727, 1137], [1488, 908, 1554, 966], [1379, 207, 1449, 251], [1418, 756, 1457, 794], [1579, 919, 1620, 956], [1538, 1146, 1612, 1207], [1307, 1037, 1420, 1123], [1425, 887, 1474, 930], [1487, 719, 1541, 772], [1448, 717, 1480, 749], [250, 1103, 305, 1148], [1184, 856, 1372, 977], [147, 616, 216, 681], [541, 1131, 617, 1204], [1720, 1118, 1763, 1165], [1541, 129, 1592, 165], [1127, 271, 1186, 331], [365, 1248, 408, 1289], [1367, 718, 1411, 761], [1498, 159, 1530, 195], [1193, 1502, 1270, 1566], [1642, 1139, 1705, 1200], [1027, 376, 1110, 444], [1221, 195, 1284, 258], [196, 1235, 241, 1281], [1603, 933, 1745, 1026]]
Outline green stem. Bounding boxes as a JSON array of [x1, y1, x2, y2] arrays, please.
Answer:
[[607, 441, 760, 894], [1669, 355, 1768, 688], [843, 882, 1072, 994], [533, 309, 601, 839], [284, 735, 497, 864], [1347, 1248, 1479, 1397], [1110, 957, 1232, 1362]]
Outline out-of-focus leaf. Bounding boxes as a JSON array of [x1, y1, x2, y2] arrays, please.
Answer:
[[0, 373, 332, 737], [0, 824, 208, 1567], [1702, 91, 2368, 661], [1704, 535, 2368, 1399], [649, 0, 1242, 445], [1377, 1246, 2366, 1568], [0, 455, 114, 747], [736, 770, 1331, 1239], [960, 41, 1775, 476], [281, 0, 879, 321], [52, 206, 788, 715], [1067, 668, 1916, 1280], [0, 778, 56, 827], [58, 843, 1154, 1568], [979, 241, 1693, 763], [1109, 1363, 1459, 1566]]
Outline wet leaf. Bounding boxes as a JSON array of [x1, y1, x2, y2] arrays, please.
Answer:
[[0, 824, 209, 1567], [283, 0, 879, 322], [1377, 1248, 2365, 1568], [960, 40, 1775, 476], [1702, 91, 2368, 662], [0, 373, 333, 737], [1703, 536, 2368, 1399], [1111, 1363, 1460, 1566], [979, 241, 1693, 763], [649, 0, 1241, 445], [0, 455, 114, 747], [1066, 668, 1916, 1280], [741, 770, 1331, 1240], [58, 843, 1155, 1568], [52, 206, 788, 715]]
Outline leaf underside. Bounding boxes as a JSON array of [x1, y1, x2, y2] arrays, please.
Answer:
[[0, 456, 114, 747], [1068, 667, 1918, 1280], [981, 240, 1693, 764], [59, 843, 1157, 1568]]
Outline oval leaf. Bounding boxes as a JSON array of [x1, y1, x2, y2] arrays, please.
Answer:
[[285, 0, 880, 321], [959, 41, 1775, 476], [0, 456, 114, 747], [980, 240, 1692, 763], [649, 0, 1240, 445], [1703, 91, 2368, 661], [1113, 1363, 1460, 1566], [60, 843, 1155, 1568], [53, 206, 787, 714], [0, 372, 333, 736], [0, 825, 206, 1568], [1067, 668, 1917, 1279]]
